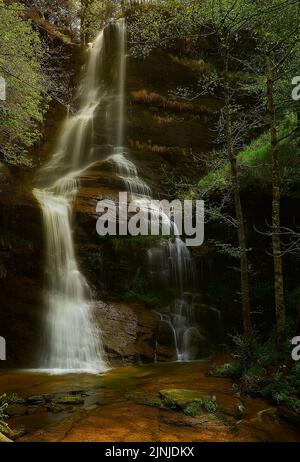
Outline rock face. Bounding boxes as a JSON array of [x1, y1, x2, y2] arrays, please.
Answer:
[[0, 45, 218, 368], [155, 320, 177, 362], [0, 180, 45, 368], [158, 389, 212, 410], [96, 301, 176, 363]]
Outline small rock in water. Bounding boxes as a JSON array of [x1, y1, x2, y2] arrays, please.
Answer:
[[46, 402, 75, 414], [26, 395, 45, 405], [159, 389, 210, 410], [257, 408, 277, 422], [69, 390, 89, 397], [56, 395, 84, 405], [237, 403, 245, 416], [43, 394, 54, 402], [6, 403, 27, 417]]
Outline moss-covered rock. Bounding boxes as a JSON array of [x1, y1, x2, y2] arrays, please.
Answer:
[[159, 389, 218, 416], [26, 395, 45, 405], [56, 395, 84, 405], [184, 399, 217, 416], [159, 389, 209, 409], [6, 403, 27, 417]]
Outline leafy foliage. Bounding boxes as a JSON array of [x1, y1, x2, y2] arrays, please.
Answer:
[[81, 0, 119, 42], [209, 362, 241, 378], [127, 0, 204, 58], [213, 333, 300, 413], [0, 1, 45, 165]]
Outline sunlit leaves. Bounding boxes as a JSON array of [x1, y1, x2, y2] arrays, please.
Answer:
[[0, 1, 45, 165]]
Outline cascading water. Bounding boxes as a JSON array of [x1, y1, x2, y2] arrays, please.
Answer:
[[32, 26, 115, 373], [147, 239, 201, 361], [34, 17, 202, 370], [105, 20, 202, 361]]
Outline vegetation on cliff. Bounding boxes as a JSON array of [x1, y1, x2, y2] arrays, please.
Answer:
[[0, 1, 45, 165]]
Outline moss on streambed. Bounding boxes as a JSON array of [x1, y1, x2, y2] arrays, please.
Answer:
[[126, 388, 218, 416], [56, 395, 84, 405], [159, 389, 217, 415]]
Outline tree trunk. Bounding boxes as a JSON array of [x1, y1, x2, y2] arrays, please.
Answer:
[[254, 0, 286, 343], [266, 56, 286, 343], [223, 36, 252, 340]]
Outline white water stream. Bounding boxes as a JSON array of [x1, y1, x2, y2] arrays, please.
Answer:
[[33, 28, 110, 373]]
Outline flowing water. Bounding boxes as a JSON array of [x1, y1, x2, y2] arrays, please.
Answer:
[[34, 18, 202, 370], [104, 21, 202, 361], [32, 27, 113, 373]]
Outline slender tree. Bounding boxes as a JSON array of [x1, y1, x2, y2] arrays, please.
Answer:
[[203, 0, 257, 339], [253, 0, 300, 342]]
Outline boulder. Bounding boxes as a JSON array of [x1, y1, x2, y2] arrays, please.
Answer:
[[159, 389, 210, 410], [156, 319, 177, 362], [96, 301, 158, 363]]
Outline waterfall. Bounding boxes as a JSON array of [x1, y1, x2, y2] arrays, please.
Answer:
[[147, 241, 199, 361], [34, 17, 201, 370], [32, 27, 112, 373], [106, 20, 202, 361]]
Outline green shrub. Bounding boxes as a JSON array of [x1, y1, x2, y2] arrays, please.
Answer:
[[222, 333, 300, 414], [274, 392, 300, 412], [209, 362, 241, 378]]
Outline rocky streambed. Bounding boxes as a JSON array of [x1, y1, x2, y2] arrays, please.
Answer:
[[0, 359, 300, 442]]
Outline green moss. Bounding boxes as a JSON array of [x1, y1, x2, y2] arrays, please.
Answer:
[[56, 395, 84, 405], [158, 389, 217, 415], [209, 363, 240, 378], [159, 389, 210, 409], [198, 167, 230, 192], [184, 398, 217, 416], [198, 113, 300, 197]]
